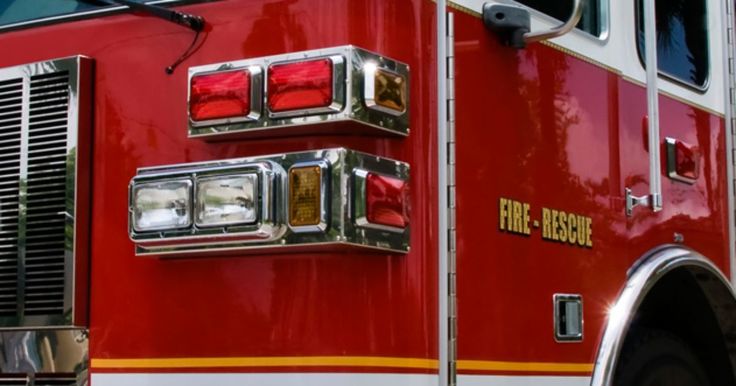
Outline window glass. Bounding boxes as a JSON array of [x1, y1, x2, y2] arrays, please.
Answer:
[[0, 0, 148, 28], [636, 0, 709, 89], [514, 0, 603, 37]]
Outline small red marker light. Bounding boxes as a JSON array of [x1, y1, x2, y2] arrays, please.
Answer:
[[267, 57, 341, 115], [190, 70, 252, 122], [674, 140, 699, 180], [666, 137, 700, 184], [366, 172, 409, 229]]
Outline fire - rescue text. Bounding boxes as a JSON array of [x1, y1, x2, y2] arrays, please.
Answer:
[[499, 197, 593, 248]]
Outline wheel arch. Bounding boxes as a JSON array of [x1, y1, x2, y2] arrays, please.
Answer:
[[590, 245, 736, 386]]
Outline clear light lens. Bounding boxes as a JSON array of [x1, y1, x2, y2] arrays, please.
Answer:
[[132, 180, 192, 232], [196, 175, 258, 227]]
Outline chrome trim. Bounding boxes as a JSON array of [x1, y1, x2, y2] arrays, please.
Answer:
[[590, 246, 736, 386], [507, 0, 610, 42], [188, 46, 410, 139], [0, 56, 92, 328], [363, 65, 406, 116], [287, 161, 330, 234], [721, 0, 736, 286], [188, 66, 263, 127], [553, 293, 583, 342], [0, 328, 87, 384], [353, 169, 406, 233], [523, 0, 586, 44], [626, 0, 663, 216], [130, 162, 282, 247], [267, 56, 345, 119], [437, 4, 451, 386], [129, 148, 409, 256], [664, 137, 697, 184]]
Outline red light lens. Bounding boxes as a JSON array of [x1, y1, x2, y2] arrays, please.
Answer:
[[190, 70, 251, 122], [675, 140, 700, 180], [366, 173, 409, 229], [268, 58, 333, 113]]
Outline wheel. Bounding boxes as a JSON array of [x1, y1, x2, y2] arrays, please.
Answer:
[[614, 329, 710, 386]]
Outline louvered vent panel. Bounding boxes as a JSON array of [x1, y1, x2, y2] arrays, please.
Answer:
[[0, 56, 90, 328], [0, 78, 22, 317], [24, 71, 70, 316]]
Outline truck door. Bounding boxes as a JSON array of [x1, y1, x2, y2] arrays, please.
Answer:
[[448, 0, 730, 385]]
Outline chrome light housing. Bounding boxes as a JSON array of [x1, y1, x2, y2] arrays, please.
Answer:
[[128, 148, 410, 256]]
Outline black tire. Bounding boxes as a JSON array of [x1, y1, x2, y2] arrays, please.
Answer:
[[614, 329, 710, 386]]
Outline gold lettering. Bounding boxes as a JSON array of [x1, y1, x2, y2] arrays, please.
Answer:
[[523, 203, 531, 235], [568, 214, 577, 244], [558, 211, 568, 243], [513, 201, 522, 233], [586, 217, 593, 247], [499, 198, 508, 231], [542, 208, 551, 239], [577, 215, 586, 246], [551, 210, 559, 241]]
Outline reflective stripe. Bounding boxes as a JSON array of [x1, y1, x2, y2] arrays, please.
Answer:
[[91, 356, 439, 370]]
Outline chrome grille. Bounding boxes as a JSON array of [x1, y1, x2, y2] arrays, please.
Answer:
[[0, 56, 91, 328], [0, 374, 77, 386], [0, 79, 22, 318], [24, 72, 70, 316]]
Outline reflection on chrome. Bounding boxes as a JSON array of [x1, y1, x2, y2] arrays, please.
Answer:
[[591, 247, 736, 386]]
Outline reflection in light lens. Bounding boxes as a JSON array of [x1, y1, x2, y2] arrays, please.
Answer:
[[133, 180, 192, 231], [196, 175, 258, 226]]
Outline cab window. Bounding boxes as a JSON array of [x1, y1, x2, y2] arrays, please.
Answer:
[[636, 0, 709, 89], [513, 0, 604, 37], [1, 0, 149, 28]]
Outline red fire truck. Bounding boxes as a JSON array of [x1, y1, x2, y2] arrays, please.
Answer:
[[0, 0, 734, 385]]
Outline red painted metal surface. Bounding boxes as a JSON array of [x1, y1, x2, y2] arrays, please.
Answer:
[[453, 9, 728, 373], [0, 0, 438, 366], [0, 0, 730, 380]]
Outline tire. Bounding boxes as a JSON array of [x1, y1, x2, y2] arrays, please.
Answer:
[[614, 329, 710, 386]]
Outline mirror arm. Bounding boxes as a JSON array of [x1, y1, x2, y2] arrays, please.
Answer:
[[523, 0, 586, 44]]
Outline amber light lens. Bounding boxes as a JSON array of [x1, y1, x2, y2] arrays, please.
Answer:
[[289, 166, 323, 227], [190, 70, 251, 121], [675, 140, 700, 180], [374, 68, 407, 113], [268, 58, 333, 113], [366, 173, 409, 228]]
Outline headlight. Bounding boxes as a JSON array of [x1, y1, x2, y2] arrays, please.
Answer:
[[131, 180, 192, 232], [195, 174, 259, 227]]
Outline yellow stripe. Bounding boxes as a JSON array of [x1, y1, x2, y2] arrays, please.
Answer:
[[91, 356, 439, 370], [458, 360, 593, 373], [92, 356, 592, 374]]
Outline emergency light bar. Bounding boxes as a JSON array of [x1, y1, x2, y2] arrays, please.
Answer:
[[129, 148, 410, 256], [187, 46, 409, 139]]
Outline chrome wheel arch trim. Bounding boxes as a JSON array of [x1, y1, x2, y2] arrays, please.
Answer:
[[590, 245, 736, 386]]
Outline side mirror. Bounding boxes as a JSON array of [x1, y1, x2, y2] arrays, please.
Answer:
[[482, 0, 586, 49]]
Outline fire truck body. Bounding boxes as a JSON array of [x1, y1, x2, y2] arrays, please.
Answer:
[[0, 0, 735, 385]]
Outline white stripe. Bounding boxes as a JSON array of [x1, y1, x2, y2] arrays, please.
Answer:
[[459, 374, 591, 386], [91, 373, 437, 386], [91, 373, 591, 386]]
